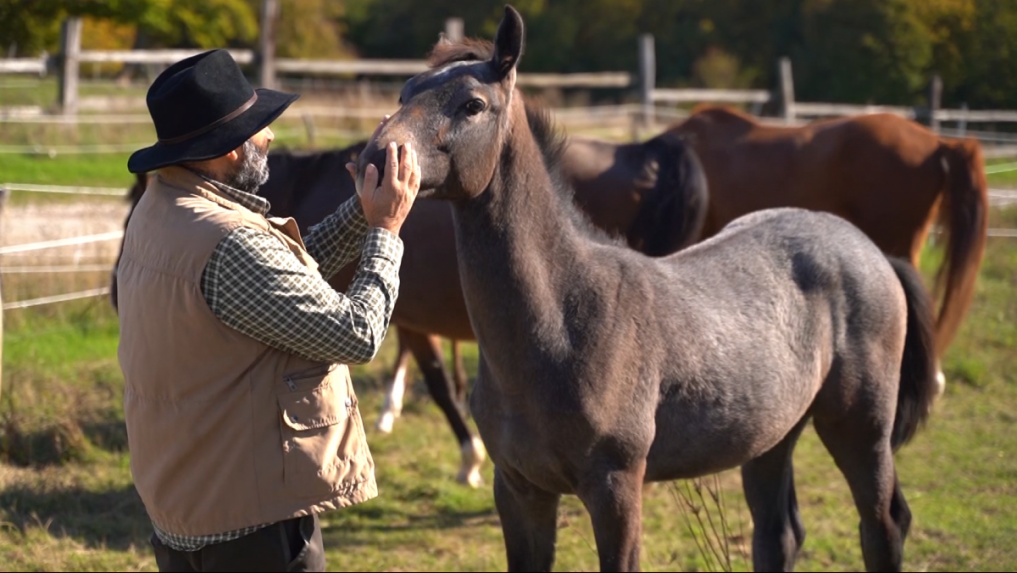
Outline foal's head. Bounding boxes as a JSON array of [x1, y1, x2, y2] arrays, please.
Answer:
[[357, 6, 527, 200]]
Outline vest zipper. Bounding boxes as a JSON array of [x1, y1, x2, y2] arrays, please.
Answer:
[[283, 364, 337, 390]]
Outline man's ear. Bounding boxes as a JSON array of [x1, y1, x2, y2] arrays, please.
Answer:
[[492, 5, 525, 79]]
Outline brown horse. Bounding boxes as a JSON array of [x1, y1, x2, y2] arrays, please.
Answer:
[[665, 106, 988, 368], [112, 129, 708, 487], [356, 8, 938, 570]]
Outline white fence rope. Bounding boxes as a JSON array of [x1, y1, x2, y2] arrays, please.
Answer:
[[2, 287, 110, 310], [1, 183, 126, 196], [1, 264, 111, 274], [988, 228, 1017, 238], [0, 143, 147, 155], [985, 162, 1017, 175], [0, 231, 124, 255]]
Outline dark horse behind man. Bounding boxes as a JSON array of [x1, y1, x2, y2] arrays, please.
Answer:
[[355, 6, 939, 571], [112, 114, 709, 488]]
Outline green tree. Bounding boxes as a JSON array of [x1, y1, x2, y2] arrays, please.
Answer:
[[788, 0, 933, 105], [0, 0, 152, 56], [0, 0, 257, 57], [134, 0, 258, 49], [940, 0, 1017, 108], [273, 0, 352, 59]]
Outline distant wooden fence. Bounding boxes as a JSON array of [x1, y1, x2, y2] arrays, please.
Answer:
[[6, 3, 1017, 147], [28, 8, 634, 116], [633, 34, 1017, 134]]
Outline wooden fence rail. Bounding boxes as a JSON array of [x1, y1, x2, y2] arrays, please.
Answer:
[[0, 57, 48, 75], [650, 88, 772, 105]]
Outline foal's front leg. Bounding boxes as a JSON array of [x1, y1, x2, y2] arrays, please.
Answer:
[[494, 466, 562, 572], [578, 459, 647, 572]]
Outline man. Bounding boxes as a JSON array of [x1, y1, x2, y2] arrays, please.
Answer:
[[117, 49, 419, 572]]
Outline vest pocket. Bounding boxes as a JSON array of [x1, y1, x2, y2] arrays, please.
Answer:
[[277, 368, 356, 497]]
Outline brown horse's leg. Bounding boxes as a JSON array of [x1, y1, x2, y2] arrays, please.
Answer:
[[741, 418, 809, 572], [494, 466, 561, 572], [578, 460, 647, 572], [402, 330, 486, 487], [814, 418, 908, 572], [376, 328, 414, 434]]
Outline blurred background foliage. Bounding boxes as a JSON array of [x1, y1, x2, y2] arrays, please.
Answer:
[[3, 0, 1017, 108]]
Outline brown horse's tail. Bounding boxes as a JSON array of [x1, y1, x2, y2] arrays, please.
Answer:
[[933, 138, 989, 355], [887, 256, 938, 452], [629, 132, 709, 256]]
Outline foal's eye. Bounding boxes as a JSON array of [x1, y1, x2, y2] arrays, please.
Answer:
[[464, 98, 486, 115]]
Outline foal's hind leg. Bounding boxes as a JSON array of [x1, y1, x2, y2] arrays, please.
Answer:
[[814, 418, 911, 572], [402, 331, 486, 487], [741, 419, 810, 572], [494, 466, 562, 572]]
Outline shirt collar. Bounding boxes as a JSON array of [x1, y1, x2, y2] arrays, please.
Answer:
[[188, 169, 272, 216]]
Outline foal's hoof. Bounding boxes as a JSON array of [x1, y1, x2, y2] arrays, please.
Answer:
[[456, 437, 487, 488]]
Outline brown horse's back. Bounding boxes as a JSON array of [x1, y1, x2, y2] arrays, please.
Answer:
[[669, 107, 988, 354]]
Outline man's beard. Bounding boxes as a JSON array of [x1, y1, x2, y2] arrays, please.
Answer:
[[225, 138, 270, 193]]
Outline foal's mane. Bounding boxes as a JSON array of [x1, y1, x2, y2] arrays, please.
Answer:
[[427, 38, 618, 245], [428, 38, 494, 67]]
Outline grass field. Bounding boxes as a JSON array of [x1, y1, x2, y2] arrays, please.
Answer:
[[0, 194, 1015, 571]]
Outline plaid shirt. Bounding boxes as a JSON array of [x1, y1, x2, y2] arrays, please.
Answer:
[[153, 173, 403, 552]]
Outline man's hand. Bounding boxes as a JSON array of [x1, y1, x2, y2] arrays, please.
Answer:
[[345, 141, 421, 235]]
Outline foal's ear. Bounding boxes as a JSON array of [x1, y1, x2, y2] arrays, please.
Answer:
[[492, 5, 525, 78]]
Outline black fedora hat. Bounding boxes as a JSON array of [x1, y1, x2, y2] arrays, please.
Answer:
[[127, 49, 299, 174]]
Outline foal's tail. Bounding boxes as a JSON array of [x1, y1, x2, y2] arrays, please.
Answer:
[[630, 132, 709, 256], [934, 138, 989, 356], [887, 256, 938, 451]]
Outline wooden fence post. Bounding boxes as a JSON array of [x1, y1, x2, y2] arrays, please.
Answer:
[[928, 73, 942, 132], [638, 34, 655, 132], [779, 57, 796, 124], [58, 17, 82, 115], [445, 18, 464, 42], [958, 102, 969, 137], [259, 0, 279, 90]]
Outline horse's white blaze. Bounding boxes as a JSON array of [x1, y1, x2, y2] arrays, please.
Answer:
[[429, 60, 475, 80], [376, 362, 408, 434], [457, 436, 487, 488]]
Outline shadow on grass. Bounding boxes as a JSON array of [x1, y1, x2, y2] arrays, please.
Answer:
[[0, 482, 152, 552], [1, 418, 128, 467], [321, 506, 500, 550]]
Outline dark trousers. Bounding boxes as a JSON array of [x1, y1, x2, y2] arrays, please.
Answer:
[[151, 514, 325, 572]]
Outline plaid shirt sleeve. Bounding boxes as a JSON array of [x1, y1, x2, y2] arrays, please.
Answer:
[[200, 225, 404, 365], [301, 194, 370, 281]]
